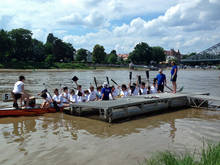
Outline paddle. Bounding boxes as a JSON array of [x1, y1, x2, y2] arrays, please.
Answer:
[[43, 83, 60, 112], [165, 85, 184, 93], [138, 75, 142, 95], [106, 76, 110, 85], [146, 70, 150, 87], [94, 77, 98, 89], [111, 79, 119, 86], [129, 72, 132, 84]]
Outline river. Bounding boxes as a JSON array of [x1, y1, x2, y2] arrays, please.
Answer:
[[0, 69, 220, 165]]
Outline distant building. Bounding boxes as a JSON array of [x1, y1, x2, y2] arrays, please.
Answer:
[[164, 49, 181, 63], [118, 54, 129, 60], [86, 51, 92, 63]]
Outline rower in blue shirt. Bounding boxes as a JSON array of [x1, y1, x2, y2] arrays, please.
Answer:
[[156, 69, 166, 93], [101, 82, 112, 100]]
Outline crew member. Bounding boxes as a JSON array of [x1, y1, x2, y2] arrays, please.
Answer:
[[156, 69, 166, 93], [12, 75, 30, 109], [171, 61, 178, 93]]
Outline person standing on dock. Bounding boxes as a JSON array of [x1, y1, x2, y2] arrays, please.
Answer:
[[156, 69, 166, 93], [11, 75, 30, 109], [171, 61, 178, 93]]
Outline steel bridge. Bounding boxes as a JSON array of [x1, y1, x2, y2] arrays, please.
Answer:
[[181, 42, 220, 63]]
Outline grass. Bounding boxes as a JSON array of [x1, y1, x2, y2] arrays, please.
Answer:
[[142, 142, 220, 165]]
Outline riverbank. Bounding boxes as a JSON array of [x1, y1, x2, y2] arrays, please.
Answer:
[[143, 142, 220, 165]]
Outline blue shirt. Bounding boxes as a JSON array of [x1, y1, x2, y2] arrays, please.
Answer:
[[156, 73, 166, 85], [101, 87, 111, 100], [171, 65, 178, 76]]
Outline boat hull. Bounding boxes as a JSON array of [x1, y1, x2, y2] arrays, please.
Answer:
[[0, 107, 63, 117]]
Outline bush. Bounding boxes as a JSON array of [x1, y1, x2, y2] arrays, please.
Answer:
[[143, 142, 220, 165]]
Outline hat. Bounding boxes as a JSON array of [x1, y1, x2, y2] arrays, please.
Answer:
[[103, 82, 108, 87], [72, 76, 78, 82]]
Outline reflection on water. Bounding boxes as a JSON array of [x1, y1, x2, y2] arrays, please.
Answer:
[[0, 69, 220, 165]]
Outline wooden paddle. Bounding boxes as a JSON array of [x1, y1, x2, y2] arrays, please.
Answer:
[[111, 79, 119, 86], [129, 72, 132, 84], [138, 75, 142, 95], [94, 77, 98, 89], [165, 85, 184, 93], [146, 70, 149, 86], [106, 76, 110, 85]]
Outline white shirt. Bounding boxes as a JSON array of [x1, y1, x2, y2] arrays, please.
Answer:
[[52, 95, 63, 107], [112, 89, 119, 98], [62, 92, 70, 103], [70, 94, 78, 103], [46, 93, 52, 101], [140, 88, 147, 95], [77, 95, 88, 102], [150, 86, 157, 94], [88, 91, 97, 101], [131, 87, 139, 96], [13, 81, 24, 94], [120, 90, 129, 98]]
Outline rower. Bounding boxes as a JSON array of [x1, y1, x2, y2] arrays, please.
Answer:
[[150, 78, 157, 94], [11, 75, 30, 109], [69, 89, 78, 103], [40, 92, 52, 108], [61, 87, 70, 106], [52, 88, 64, 107], [140, 82, 147, 95], [129, 83, 139, 96], [88, 86, 97, 101], [110, 85, 119, 99], [120, 84, 129, 98]]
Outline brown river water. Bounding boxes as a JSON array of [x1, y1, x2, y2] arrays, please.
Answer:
[[0, 69, 220, 165]]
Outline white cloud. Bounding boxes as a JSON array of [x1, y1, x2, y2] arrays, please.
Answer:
[[0, 0, 219, 54]]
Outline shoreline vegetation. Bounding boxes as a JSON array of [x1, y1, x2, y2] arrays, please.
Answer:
[[142, 142, 220, 165], [0, 28, 166, 70]]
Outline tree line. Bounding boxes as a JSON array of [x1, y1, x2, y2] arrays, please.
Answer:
[[0, 28, 166, 69]]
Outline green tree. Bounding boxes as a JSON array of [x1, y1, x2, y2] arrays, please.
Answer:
[[152, 46, 166, 63], [0, 29, 12, 64], [128, 42, 152, 64], [8, 28, 33, 61], [44, 54, 55, 67], [107, 50, 118, 64], [31, 39, 46, 62], [76, 48, 88, 62], [92, 44, 106, 63]]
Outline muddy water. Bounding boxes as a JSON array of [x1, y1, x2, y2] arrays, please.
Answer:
[[0, 69, 220, 165]]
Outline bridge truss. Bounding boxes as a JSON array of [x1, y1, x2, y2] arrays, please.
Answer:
[[182, 42, 220, 63]]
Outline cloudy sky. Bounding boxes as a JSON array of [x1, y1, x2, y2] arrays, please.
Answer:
[[0, 0, 220, 54]]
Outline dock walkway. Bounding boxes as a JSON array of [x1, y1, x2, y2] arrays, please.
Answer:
[[64, 92, 219, 123]]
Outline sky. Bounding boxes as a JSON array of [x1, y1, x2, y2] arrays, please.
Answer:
[[0, 0, 220, 54]]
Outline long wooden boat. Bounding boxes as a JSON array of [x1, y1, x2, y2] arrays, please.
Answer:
[[0, 106, 64, 117]]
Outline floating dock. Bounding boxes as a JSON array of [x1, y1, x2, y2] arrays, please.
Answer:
[[64, 92, 220, 123]]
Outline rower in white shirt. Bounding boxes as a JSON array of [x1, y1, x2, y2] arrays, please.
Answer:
[[88, 86, 97, 101], [129, 83, 139, 96], [119, 84, 129, 98], [110, 85, 119, 99], [140, 82, 148, 95], [52, 88, 64, 107], [69, 89, 78, 103], [61, 87, 70, 104]]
